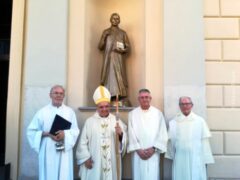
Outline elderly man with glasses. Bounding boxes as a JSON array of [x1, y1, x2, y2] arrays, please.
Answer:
[[165, 96, 214, 180], [27, 85, 80, 180]]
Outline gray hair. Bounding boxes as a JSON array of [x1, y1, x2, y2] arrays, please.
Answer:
[[50, 85, 65, 94], [179, 96, 193, 104], [138, 88, 151, 94]]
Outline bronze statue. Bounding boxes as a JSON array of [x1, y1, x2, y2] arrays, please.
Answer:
[[98, 13, 130, 105]]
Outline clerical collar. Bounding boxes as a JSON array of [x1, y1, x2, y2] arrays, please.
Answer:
[[95, 112, 111, 119], [140, 106, 151, 112], [177, 112, 194, 121], [50, 103, 64, 109]]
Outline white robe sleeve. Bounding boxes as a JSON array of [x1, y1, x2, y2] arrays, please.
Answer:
[[201, 119, 214, 164], [118, 120, 127, 156], [64, 112, 80, 151], [165, 129, 174, 159], [165, 141, 174, 159], [76, 121, 91, 165], [27, 112, 43, 153], [202, 138, 214, 164], [202, 119, 211, 138], [153, 112, 168, 153], [127, 112, 141, 153]]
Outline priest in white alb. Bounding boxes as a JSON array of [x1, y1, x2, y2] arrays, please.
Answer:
[[165, 96, 214, 180], [27, 85, 80, 180], [128, 88, 168, 180], [76, 86, 127, 180]]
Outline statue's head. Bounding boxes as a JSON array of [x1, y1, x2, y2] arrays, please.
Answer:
[[110, 13, 120, 26]]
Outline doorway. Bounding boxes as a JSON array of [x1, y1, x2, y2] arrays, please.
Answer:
[[0, 0, 12, 165]]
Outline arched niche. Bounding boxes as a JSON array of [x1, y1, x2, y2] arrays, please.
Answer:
[[68, 0, 163, 109]]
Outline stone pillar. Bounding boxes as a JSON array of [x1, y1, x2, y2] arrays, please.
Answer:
[[5, 0, 26, 179], [18, 0, 69, 179], [145, 0, 164, 109]]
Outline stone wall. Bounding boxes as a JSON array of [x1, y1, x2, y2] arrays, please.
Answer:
[[204, 0, 240, 179]]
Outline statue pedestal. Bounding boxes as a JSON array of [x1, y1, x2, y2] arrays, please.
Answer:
[[78, 106, 134, 179], [111, 98, 132, 107]]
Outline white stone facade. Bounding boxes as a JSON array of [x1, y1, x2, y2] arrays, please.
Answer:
[[205, 0, 240, 179], [4, 0, 240, 179]]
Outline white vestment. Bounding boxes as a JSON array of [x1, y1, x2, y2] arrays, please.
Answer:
[[76, 112, 127, 180], [165, 112, 214, 180], [128, 106, 168, 180], [27, 103, 80, 180]]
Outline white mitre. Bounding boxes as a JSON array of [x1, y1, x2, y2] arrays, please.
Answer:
[[93, 86, 111, 104]]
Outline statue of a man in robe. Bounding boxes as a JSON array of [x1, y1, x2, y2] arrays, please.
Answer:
[[98, 13, 130, 106]]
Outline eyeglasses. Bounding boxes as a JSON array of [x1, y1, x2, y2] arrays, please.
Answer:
[[51, 92, 65, 96], [179, 103, 192, 106], [139, 96, 151, 100]]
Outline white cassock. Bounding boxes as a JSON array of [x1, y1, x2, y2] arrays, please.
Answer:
[[27, 103, 80, 180], [128, 106, 168, 180], [76, 112, 127, 180], [165, 112, 214, 180]]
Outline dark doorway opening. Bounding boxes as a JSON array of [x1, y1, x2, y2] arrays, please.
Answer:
[[0, 0, 12, 167]]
